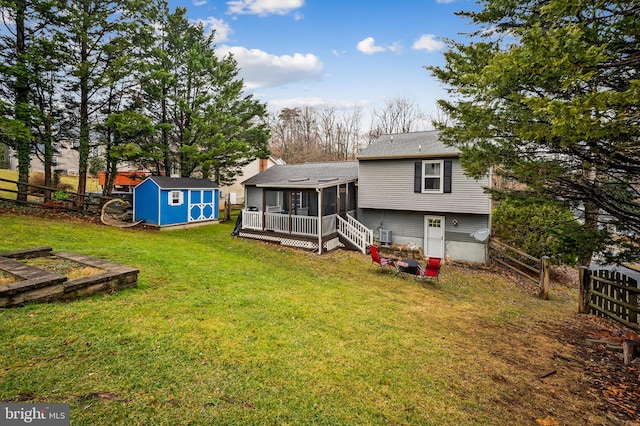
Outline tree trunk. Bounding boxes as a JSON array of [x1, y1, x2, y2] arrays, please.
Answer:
[[76, 1, 90, 203], [14, 0, 30, 203], [578, 201, 599, 267]]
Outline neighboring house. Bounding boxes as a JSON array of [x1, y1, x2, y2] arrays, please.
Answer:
[[357, 131, 491, 263], [4, 142, 99, 176], [133, 176, 219, 228], [239, 161, 371, 254], [219, 156, 284, 205]]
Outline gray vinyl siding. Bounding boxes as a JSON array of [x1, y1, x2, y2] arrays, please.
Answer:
[[358, 209, 489, 244], [358, 158, 491, 214]]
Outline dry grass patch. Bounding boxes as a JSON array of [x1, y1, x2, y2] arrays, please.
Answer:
[[0, 270, 16, 285], [22, 256, 105, 280]]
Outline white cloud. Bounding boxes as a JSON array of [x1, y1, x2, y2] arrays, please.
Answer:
[[267, 97, 371, 111], [193, 0, 207, 6], [412, 34, 445, 52], [436, 0, 455, 3], [193, 17, 233, 42], [356, 37, 387, 55], [227, 0, 304, 16], [217, 46, 323, 89]]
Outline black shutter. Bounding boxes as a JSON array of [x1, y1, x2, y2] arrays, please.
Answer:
[[443, 160, 452, 193], [414, 161, 422, 193]]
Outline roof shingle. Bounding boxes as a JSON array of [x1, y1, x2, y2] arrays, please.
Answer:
[[357, 130, 459, 159]]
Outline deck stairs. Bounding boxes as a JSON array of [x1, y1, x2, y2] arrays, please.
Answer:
[[337, 214, 373, 254]]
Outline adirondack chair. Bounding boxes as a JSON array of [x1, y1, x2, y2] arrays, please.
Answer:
[[369, 245, 396, 273]]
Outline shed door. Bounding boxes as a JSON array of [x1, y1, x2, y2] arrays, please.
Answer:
[[189, 190, 215, 222], [424, 215, 445, 258]]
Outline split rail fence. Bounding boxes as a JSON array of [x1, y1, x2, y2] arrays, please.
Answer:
[[0, 176, 105, 214], [489, 239, 551, 299]]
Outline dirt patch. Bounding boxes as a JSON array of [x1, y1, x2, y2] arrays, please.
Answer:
[[22, 256, 106, 280]]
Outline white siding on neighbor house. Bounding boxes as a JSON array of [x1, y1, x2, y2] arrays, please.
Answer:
[[358, 159, 491, 214], [221, 158, 280, 205]]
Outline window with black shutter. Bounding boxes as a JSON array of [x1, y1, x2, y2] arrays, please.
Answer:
[[414, 159, 453, 194]]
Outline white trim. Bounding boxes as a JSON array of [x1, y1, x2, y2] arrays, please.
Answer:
[[421, 160, 444, 194], [168, 190, 184, 206], [424, 215, 445, 258]]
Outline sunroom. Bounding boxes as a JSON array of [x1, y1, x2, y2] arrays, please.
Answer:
[[237, 161, 372, 254]]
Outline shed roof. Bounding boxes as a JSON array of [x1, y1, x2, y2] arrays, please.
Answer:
[[242, 161, 358, 189], [144, 176, 219, 190], [357, 130, 459, 160]]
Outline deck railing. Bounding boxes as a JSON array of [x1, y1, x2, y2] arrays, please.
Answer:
[[291, 214, 318, 236], [242, 210, 263, 230], [337, 214, 372, 253], [244, 209, 330, 237], [242, 209, 374, 254]]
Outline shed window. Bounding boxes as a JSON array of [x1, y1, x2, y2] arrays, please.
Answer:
[[169, 190, 183, 206]]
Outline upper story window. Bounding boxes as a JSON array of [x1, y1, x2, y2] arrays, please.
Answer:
[[414, 159, 452, 194], [169, 190, 183, 206], [422, 160, 443, 193]]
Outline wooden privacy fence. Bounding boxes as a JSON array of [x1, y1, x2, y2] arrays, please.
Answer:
[[489, 239, 551, 299], [579, 267, 640, 333]]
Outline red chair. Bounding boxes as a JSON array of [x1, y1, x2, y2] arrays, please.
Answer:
[[369, 245, 396, 273], [417, 257, 442, 284]]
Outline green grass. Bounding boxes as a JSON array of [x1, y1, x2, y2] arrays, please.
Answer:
[[0, 213, 603, 425]]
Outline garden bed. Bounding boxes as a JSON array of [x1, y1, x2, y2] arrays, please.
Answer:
[[0, 247, 138, 307]]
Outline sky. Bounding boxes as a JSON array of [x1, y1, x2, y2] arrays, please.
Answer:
[[168, 0, 482, 127]]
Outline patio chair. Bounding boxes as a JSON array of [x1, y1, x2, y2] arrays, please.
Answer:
[[417, 257, 442, 284], [369, 245, 396, 273]]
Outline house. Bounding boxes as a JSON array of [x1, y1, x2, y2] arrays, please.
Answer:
[[219, 156, 285, 205], [357, 131, 491, 263], [3, 142, 81, 175], [133, 176, 219, 228], [239, 161, 372, 254]]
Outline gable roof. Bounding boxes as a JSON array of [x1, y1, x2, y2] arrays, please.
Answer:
[[357, 130, 459, 160], [242, 161, 358, 189], [144, 176, 219, 190]]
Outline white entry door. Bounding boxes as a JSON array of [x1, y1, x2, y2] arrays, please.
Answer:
[[424, 215, 445, 258]]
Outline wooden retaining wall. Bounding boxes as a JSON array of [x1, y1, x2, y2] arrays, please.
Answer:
[[0, 247, 138, 308]]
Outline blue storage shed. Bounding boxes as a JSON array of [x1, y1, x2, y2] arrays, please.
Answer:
[[133, 176, 220, 227]]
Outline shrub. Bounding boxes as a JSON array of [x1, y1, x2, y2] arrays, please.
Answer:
[[492, 197, 604, 266]]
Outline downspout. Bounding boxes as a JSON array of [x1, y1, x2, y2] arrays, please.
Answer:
[[317, 187, 322, 254]]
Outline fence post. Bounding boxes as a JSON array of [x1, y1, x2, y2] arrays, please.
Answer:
[[578, 266, 589, 314], [539, 256, 550, 300]]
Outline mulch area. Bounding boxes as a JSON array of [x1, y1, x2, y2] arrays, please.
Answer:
[[0, 200, 102, 224], [556, 314, 640, 424]]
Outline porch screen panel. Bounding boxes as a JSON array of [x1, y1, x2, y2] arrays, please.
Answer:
[[322, 187, 337, 215], [307, 194, 319, 216], [265, 190, 282, 211], [348, 182, 357, 211]]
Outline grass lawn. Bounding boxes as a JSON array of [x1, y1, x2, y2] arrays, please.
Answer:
[[0, 212, 613, 425]]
